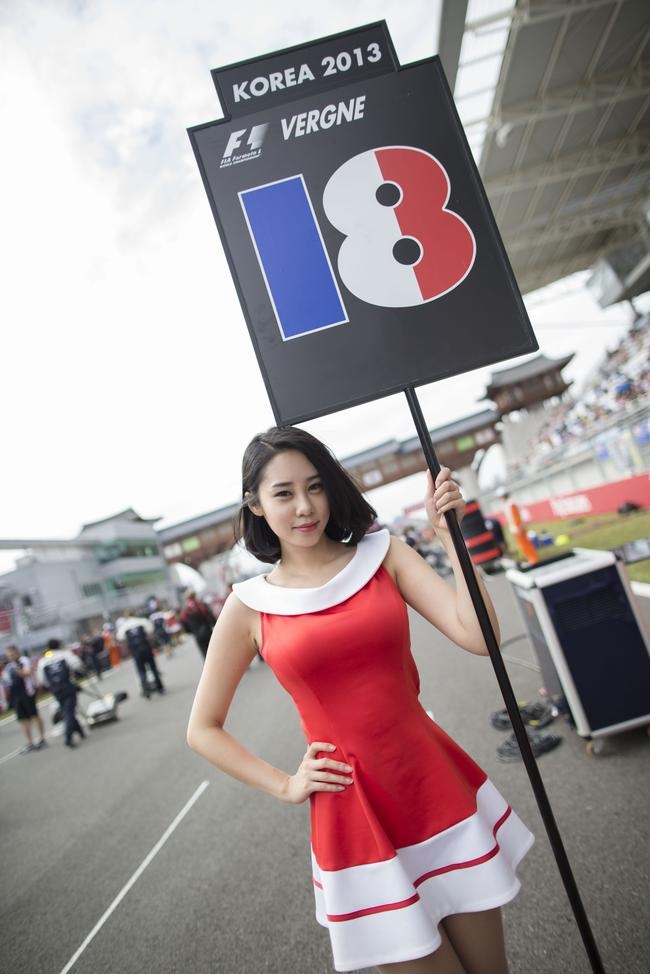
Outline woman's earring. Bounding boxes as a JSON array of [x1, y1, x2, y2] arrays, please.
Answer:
[[244, 491, 261, 516]]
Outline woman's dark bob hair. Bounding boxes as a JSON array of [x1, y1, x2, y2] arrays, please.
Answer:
[[235, 427, 377, 564]]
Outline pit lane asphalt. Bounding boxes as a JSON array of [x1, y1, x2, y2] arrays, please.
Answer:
[[1, 575, 649, 974]]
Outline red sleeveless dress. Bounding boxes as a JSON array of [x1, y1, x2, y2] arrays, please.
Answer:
[[233, 530, 533, 971]]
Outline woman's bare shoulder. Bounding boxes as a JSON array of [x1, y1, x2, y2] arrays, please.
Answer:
[[383, 534, 411, 558], [222, 589, 259, 625], [221, 588, 263, 650], [382, 534, 412, 579]]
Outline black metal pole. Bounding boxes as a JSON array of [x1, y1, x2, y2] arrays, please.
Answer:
[[404, 385, 606, 974]]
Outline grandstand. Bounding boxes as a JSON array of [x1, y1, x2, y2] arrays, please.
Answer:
[[510, 312, 649, 476]]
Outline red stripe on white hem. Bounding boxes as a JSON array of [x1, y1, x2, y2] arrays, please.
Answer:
[[327, 893, 420, 923], [414, 806, 512, 887], [316, 805, 513, 923]]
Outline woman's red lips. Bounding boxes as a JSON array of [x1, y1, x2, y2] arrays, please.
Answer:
[[295, 522, 318, 532]]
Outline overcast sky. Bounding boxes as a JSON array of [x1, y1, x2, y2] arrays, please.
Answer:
[[0, 0, 642, 572]]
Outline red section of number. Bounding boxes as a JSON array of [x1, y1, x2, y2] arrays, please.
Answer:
[[375, 147, 476, 301]]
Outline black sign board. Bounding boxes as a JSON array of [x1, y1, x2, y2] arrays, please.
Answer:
[[189, 24, 537, 425]]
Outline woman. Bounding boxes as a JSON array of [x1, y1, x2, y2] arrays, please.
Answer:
[[187, 427, 533, 973]]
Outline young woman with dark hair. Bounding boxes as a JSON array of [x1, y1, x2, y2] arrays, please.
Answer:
[[237, 426, 377, 562], [187, 426, 533, 974]]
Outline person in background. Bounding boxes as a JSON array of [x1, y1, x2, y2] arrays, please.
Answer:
[[102, 623, 122, 669], [179, 591, 216, 658], [122, 614, 165, 698], [91, 630, 106, 677], [37, 638, 85, 749], [80, 635, 103, 680], [150, 610, 174, 659], [164, 608, 184, 647], [2, 645, 47, 753], [0, 661, 7, 713], [497, 489, 539, 565], [484, 515, 507, 558]]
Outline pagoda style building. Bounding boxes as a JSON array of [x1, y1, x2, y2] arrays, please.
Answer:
[[483, 353, 574, 466]]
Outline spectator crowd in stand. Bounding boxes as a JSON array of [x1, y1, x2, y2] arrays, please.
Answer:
[[510, 314, 649, 474]]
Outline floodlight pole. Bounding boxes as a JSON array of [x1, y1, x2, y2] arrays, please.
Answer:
[[404, 385, 606, 974]]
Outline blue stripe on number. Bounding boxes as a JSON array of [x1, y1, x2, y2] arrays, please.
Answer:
[[240, 175, 347, 340]]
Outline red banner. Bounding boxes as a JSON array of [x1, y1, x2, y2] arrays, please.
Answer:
[[0, 608, 13, 634], [490, 473, 650, 524]]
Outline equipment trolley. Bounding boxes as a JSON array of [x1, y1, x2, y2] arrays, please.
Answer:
[[506, 549, 650, 751]]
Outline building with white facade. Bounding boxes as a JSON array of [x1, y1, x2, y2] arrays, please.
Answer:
[[0, 509, 176, 654]]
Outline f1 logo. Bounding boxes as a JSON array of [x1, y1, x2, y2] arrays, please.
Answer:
[[240, 146, 476, 339], [223, 124, 269, 159]]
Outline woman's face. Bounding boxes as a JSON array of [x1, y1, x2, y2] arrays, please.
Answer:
[[250, 449, 330, 551]]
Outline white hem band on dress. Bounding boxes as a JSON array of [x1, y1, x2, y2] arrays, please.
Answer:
[[232, 529, 390, 614], [311, 779, 534, 972]]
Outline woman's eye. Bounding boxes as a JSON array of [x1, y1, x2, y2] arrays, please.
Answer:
[[275, 490, 291, 498], [309, 482, 323, 492]]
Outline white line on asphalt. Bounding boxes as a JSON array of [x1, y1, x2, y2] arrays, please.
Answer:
[[57, 779, 210, 974]]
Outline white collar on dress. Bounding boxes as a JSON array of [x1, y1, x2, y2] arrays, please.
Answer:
[[232, 529, 390, 615]]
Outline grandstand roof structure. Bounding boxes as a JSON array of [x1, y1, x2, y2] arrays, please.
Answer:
[[442, 0, 650, 300]]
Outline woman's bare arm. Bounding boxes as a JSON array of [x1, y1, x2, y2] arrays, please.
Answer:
[[384, 469, 500, 655], [186, 593, 353, 802]]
